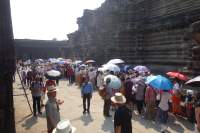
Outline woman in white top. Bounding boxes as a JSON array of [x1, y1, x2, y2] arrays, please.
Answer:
[[157, 90, 172, 132]]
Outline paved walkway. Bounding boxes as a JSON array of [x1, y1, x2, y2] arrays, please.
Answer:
[[14, 77, 194, 133]]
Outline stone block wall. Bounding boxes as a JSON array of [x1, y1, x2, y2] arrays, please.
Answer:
[[67, 0, 200, 74]]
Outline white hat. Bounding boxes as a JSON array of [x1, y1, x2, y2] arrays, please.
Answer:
[[111, 93, 126, 104], [53, 120, 76, 133], [47, 85, 58, 93]]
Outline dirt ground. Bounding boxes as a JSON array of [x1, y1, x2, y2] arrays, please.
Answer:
[[13, 77, 194, 133]]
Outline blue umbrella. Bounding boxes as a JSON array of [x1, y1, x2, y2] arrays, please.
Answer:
[[121, 65, 133, 72], [104, 75, 122, 90], [146, 75, 173, 90]]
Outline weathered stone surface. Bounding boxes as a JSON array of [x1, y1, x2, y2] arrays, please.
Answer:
[[67, 0, 200, 75], [15, 39, 69, 59]]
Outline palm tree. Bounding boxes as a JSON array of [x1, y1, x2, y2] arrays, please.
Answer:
[[0, 0, 16, 132]]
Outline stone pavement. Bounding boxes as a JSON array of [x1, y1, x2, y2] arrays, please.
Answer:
[[13, 77, 194, 133]]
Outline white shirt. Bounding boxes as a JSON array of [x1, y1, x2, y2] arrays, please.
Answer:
[[88, 70, 96, 80], [173, 83, 180, 90], [159, 92, 172, 111], [97, 74, 104, 87]]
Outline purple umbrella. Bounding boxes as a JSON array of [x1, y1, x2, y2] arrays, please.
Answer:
[[133, 65, 149, 74]]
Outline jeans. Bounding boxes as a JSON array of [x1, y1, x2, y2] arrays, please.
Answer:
[[32, 96, 41, 115], [83, 93, 91, 111], [157, 108, 168, 124]]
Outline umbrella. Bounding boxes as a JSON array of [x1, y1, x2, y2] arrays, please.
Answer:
[[35, 59, 44, 63], [58, 60, 67, 65], [146, 75, 173, 90], [185, 76, 200, 87], [107, 59, 125, 64], [45, 70, 61, 80], [79, 64, 86, 68], [24, 59, 31, 65], [85, 59, 96, 64], [122, 65, 133, 72], [57, 57, 64, 61], [104, 75, 122, 90], [133, 65, 149, 74], [103, 64, 120, 73], [73, 60, 82, 65], [166, 71, 188, 81], [97, 67, 105, 72], [49, 58, 59, 63]]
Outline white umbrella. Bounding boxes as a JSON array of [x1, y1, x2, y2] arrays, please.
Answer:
[[46, 70, 61, 77], [107, 59, 125, 64], [104, 75, 122, 90], [103, 63, 120, 73], [185, 76, 200, 87], [45, 70, 61, 80], [74, 60, 82, 65]]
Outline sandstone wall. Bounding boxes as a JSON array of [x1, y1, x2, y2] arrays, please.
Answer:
[[67, 0, 200, 74]]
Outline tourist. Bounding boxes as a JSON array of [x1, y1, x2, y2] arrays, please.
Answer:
[[45, 85, 63, 133], [173, 78, 180, 92], [45, 79, 56, 88], [21, 67, 27, 86], [40, 77, 45, 107], [124, 79, 134, 111], [103, 78, 112, 117], [157, 90, 172, 133], [111, 93, 132, 133], [81, 77, 93, 114], [171, 90, 182, 115], [195, 99, 200, 133], [133, 77, 146, 115], [30, 77, 43, 116], [96, 71, 104, 89], [27, 68, 33, 87], [88, 68, 96, 88], [144, 85, 156, 120], [66, 65, 74, 85]]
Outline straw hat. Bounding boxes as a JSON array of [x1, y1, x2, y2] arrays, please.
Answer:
[[111, 93, 126, 104], [47, 85, 58, 93], [52, 120, 76, 133]]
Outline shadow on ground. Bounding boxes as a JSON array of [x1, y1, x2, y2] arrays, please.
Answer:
[[101, 117, 114, 133], [22, 116, 38, 129]]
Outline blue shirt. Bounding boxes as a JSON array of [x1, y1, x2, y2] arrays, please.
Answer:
[[81, 82, 93, 95]]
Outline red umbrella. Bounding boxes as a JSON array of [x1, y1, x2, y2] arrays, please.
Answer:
[[166, 72, 188, 81]]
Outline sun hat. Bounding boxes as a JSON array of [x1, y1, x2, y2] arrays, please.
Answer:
[[47, 85, 58, 93], [52, 120, 76, 133], [111, 92, 126, 104]]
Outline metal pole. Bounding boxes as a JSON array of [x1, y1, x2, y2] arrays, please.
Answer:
[[16, 68, 33, 114]]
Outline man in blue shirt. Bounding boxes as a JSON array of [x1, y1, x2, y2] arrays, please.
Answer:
[[81, 77, 93, 114]]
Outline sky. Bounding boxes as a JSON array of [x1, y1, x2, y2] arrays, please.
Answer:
[[10, 0, 105, 40]]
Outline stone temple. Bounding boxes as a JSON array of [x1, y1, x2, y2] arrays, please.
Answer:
[[66, 0, 200, 75], [1, 1, 200, 132]]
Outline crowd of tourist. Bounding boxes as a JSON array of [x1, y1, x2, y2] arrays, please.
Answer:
[[16, 58, 200, 133]]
